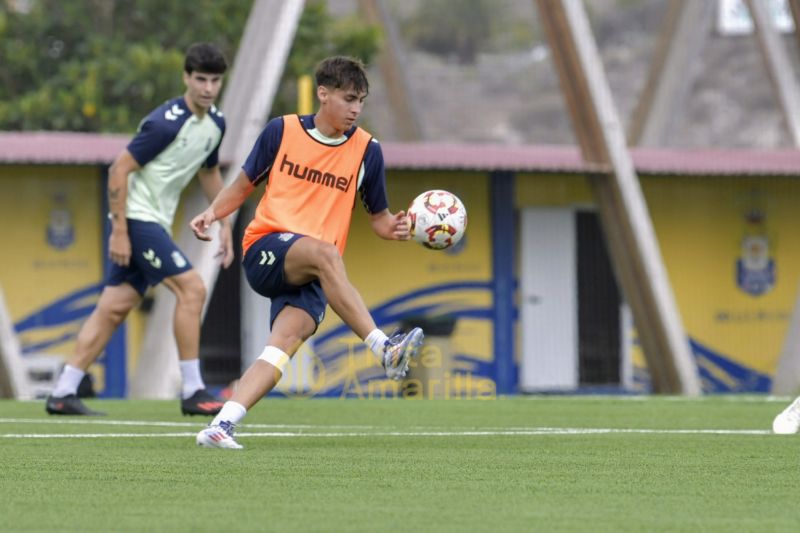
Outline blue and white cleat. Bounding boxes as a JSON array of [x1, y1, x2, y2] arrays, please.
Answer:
[[383, 327, 424, 380], [196, 420, 243, 449], [773, 396, 800, 434]]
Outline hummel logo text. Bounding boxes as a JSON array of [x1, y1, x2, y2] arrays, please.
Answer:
[[280, 154, 353, 193]]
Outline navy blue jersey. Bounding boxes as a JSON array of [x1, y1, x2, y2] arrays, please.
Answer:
[[125, 96, 225, 231]]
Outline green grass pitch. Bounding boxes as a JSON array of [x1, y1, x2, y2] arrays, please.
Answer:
[[1, 396, 799, 532]]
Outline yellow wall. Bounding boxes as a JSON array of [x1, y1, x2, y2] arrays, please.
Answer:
[[645, 176, 800, 375], [7, 162, 796, 394], [0, 164, 147, 394], [516, 172, 800, 389], [515, 172, 592, 206], [0, 165, 104, 357]]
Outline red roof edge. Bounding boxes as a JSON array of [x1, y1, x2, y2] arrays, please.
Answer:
[[1, 132, 799, 177]]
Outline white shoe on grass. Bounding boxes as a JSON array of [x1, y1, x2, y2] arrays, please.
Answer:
[[382, 327, 424, 380], [772, 396, 800, 434], [196, 421, 243, 449]]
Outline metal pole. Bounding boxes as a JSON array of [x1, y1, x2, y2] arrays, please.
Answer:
[[535, 0, 701, 394]]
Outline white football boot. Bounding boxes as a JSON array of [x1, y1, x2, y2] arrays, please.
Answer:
[[196, 420, 244, 449], [383, 327, 424, 380], [772, 396, 800, 434]]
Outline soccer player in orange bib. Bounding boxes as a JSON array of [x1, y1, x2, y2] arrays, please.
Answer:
[[190, 56, 424, 449]]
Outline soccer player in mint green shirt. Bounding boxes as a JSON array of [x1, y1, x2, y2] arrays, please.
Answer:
[[46, 43, 233, 417]]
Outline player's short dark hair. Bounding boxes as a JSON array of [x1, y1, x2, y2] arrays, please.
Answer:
[[315, 56, 369, 95], [184, 43, 228, 75]]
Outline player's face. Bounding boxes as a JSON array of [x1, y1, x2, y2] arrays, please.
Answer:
[[319, 85, 367, 134], [183, 71, 223, 112]]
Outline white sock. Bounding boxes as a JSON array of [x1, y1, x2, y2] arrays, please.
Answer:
[[212, 401, 247, 426], [52, 364, 86, 397], [179, 359, 205, 400], [365, 328, 389, 358]]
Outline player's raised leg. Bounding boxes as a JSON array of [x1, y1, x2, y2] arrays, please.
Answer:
[[284, 237, 375, 338], [283, 236, 424, 379]]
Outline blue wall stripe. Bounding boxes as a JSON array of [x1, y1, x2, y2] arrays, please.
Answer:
[[490, 171, 515, 394]]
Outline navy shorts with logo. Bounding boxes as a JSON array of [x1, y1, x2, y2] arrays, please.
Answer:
[[106, 219, 193, 295], [242, 232, 327, 330]]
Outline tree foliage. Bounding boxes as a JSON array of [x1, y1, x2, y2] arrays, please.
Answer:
[[0, 0, 379, 132], [272, 0, 381, 116]]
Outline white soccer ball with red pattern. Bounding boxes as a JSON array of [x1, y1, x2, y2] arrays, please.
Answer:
[[407, 190, 467, 250]]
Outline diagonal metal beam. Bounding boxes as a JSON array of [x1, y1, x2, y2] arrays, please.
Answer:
[[628, 0, 715, 146], [358, 0, 424, 140], [131, 0, 305, 398], [0, 286, 31, 399], [746, 0, 800, 146], [535, 0, 700, 394], [769, 0, 800, 394], [790, 0, 800, 50]]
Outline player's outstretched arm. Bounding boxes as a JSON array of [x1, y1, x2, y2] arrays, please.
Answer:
[[190, 170, 254, 242], [370, 209, 411, 241]]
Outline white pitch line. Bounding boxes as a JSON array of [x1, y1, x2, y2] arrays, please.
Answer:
[[0, 417, 773, 437], [0, 418, 376, 430], [0, 427, 773, 439], [518, 395, 790, 403], [2, 433, 197, 438], [0, 418, 773, 435]]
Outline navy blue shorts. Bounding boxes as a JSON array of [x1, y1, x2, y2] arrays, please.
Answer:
[[106, 219, 193, 296], [242, 232, 327, 330]]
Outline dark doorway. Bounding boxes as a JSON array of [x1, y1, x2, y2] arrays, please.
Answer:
[[576, 211, 621, 385], [199, 213, 245, 386]]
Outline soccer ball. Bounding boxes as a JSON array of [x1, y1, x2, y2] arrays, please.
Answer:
[[407, 190, 467, 250]]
